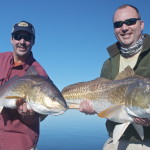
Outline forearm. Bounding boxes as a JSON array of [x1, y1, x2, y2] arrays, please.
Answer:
[[17, 99, 40, 125]]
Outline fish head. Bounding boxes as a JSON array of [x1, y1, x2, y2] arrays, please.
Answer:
[[27, 78, 68, 115], [41, 92, 68, 115], [125, 79, 150, 118]]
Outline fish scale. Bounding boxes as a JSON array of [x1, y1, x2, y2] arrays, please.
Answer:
[[61, 66, 150, 143], [0, 75, 68, 115]]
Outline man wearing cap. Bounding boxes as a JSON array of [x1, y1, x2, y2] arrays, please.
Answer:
[[0, 21, 50, 150]]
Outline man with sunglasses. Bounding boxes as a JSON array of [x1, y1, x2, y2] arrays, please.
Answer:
[[0, 21, 50, 150], [79, 4, 150, 150]]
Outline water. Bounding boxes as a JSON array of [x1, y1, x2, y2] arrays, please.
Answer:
[[38, 109, 108, 150]]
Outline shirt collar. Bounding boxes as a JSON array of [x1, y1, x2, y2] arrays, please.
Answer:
[[10, 51, 35, 71]]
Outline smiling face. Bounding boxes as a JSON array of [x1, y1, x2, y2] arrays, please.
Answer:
[[11, 31, 34, 62], [113, 6, 144, 48]]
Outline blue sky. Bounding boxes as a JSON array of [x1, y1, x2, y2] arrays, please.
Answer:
[[0, 0, 149, 90], [1, 1, 150, 149]]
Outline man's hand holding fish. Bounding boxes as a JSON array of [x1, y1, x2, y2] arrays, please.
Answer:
[[79, 100, 150, 127], [134, 117, 150, 127], [79, 100, 96, 115], [16, 99, 35, 116]]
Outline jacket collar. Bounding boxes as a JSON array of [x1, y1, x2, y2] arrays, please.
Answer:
[[107, 34, 150, 58]]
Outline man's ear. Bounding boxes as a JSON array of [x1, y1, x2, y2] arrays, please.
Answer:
[[141, 20, 144, 31], [32, 39, 35, 45], [10, 37, 13, 44]]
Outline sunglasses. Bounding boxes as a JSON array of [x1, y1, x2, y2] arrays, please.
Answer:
[[114, 18, 141, 28], [13, 34, 33, 41]]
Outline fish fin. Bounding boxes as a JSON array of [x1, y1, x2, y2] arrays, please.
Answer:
[[97, 104, 124, 118], [115, 66, 135, 80], [25, 66, 38, 76], [113, 122, 130, 143], [126, 107, 139, 117], [5, 96, 25, 99], [132, 123, 144, 140]]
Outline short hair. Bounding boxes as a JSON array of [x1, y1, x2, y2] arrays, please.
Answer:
[[113, 4, 141, 20]]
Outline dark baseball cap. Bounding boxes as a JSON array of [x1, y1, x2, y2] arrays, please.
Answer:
[[11, 21, 35, 37]]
